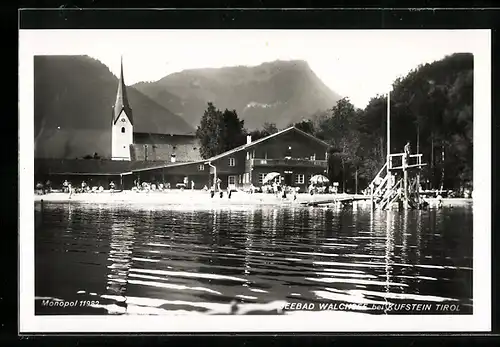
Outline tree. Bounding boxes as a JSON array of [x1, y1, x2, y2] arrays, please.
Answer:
[[293, 119, 316, 134], [262, 122, 279, 135], [248, 122, 280, 141], [221, 108, 246, 151], [195, 102, 246, 159], [315, 97, 362, 192]]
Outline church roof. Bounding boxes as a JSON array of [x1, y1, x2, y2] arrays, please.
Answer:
[[112, 56, 133, 125]]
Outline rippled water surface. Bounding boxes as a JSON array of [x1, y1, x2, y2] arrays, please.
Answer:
[[35, 202, 473, 315]]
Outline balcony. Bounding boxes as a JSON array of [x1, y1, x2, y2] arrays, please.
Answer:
[[250, 158, 327, 168]]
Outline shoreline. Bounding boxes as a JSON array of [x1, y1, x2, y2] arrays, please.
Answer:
[[33, 190, 473, 208]]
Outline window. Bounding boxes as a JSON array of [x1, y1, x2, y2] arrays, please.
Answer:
[[198, 164, 205, 171], [258, 173, 266, 184], [121, 127, 125, 133], [229, 157, 236, 166], [228, 175, 236, 185], [295, 174, 305, 185]]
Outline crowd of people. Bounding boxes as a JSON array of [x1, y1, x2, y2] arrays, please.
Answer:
[[131, 177, 198, 193], [35, 179, 118, 196]]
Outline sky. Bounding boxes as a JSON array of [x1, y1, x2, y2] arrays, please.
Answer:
[[22, 29, 484, 108]]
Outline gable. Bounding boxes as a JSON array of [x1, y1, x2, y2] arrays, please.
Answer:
[[204, 127, 329, 163], [258, 129, 328, 150], [114, 109, 132, 126]]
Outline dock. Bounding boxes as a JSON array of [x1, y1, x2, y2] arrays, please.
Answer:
[[300, 195, 371, 207]]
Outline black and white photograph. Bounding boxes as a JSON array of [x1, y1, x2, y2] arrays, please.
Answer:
[[19, 28, 491, 332]]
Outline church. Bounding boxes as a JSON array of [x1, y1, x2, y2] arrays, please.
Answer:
[[111, 57, 202, 163]]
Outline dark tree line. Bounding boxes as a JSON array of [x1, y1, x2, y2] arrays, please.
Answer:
[[195, 53, 473, 193]]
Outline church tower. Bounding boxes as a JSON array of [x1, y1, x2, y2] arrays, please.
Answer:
[[111, 56, 133, 161]]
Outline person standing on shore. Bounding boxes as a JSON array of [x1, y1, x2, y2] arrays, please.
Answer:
[[191, 180, 195, 190], [35, 182, 44, 195], [45, 180, 52, 194], [68, 182, 73, 199], [62, 180, 69, 193], [436, 192, 443, 209]]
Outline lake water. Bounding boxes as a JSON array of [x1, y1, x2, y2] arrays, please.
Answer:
[[34, 201, 473, 315]]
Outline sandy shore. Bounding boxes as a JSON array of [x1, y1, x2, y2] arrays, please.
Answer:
[[34, 190, 343, 206], [33, 190, 472, 208]]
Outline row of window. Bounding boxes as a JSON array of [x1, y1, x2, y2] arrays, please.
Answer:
[[257, 173, 306, 185], [198, 158, 235, 171], [197, 169, 309, 186]]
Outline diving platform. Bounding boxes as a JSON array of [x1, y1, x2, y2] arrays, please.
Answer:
[[368, 150, 427, 211]]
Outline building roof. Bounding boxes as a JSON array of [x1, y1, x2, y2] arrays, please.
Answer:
[[34, 159, 176, 176], [204, 126, 331, 163], [112, 56, 133, 125], [131, 159, 206, 173], [35, 126, 330, 176]]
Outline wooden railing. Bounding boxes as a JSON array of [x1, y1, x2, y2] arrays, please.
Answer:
[[389, 152, 423, 169], [379, 178, 403, 210], [369, 162, 387, 196]]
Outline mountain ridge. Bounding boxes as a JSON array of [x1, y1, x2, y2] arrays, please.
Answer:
[[133, 59, 342, 130]]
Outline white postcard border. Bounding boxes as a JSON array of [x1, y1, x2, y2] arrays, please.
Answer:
[[19, 29, 491, 333]]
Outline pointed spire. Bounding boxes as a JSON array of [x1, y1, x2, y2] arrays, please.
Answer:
[[113, 55, 133, 125]]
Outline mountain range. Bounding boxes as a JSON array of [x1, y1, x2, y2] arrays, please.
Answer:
[[34, 55, 341, 159], [134, 59, 341, 130]]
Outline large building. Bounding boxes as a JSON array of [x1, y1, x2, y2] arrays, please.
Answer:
[[35, 59, 331, 191], [132, 127, 330, 192]]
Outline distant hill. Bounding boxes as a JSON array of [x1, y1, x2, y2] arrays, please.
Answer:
[[34, 55, 194, 159], [133, 60, 342, 130]]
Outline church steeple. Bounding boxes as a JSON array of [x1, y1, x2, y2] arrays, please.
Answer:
[[111, 55, 134, 161], [113, 56, 133, 125]]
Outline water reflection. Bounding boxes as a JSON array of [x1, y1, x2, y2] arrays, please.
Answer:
[[35, 202, 473, 315], [106, 220, 135, 299], [383, 212, 395, 312]]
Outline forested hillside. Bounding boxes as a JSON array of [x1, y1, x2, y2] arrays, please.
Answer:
[[286, 53, 473, 193]]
